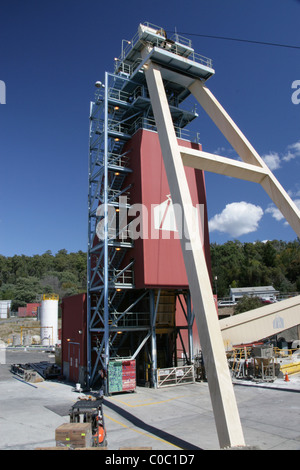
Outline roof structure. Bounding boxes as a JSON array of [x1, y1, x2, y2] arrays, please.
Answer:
[[230, 286, 279, 300]]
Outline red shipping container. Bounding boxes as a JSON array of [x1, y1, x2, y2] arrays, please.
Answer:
[[26, 303, 40, 317], [18, 307, 27, 317]]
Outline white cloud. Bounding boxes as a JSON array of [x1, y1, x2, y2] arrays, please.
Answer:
[[266, 199, 300, 225], [213, 141, 300, 170], [209, 201, 264, 237], [213, 147, 240, 160], [262, 140, 300, 169], [265, 205, 284, 221], [213, 146, 228, 155], [283, 141, 300, 162], [283, 151, 296, 163], [261, 152, 281, 170]]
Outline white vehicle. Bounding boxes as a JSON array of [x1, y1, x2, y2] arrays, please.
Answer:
[[217, 300, 237, 307]]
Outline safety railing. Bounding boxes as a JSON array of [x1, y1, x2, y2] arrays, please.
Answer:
[[42, 293, 59, 301], [273, 347, 300, 358], [110, 312, 150, 328], [110, 267, 134, 287], [98, 114, 199, 143], [157, 365, 195, 388], [108, 87, 131, 104], [114, 22, 213, 77], [228, 347, 253, 378], [108, 119, 131, 136], [108, 152, 130, 168], [108, 188, 131, 204], [128, 116, 198, 142], [169, 32, 192, 49]]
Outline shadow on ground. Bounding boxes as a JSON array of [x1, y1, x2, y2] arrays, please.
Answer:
[[103, 398, 203, 451]]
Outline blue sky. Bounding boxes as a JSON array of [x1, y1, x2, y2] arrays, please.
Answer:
[[0, 0, 299, 256]]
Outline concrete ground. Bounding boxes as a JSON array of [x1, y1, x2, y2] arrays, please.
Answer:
[[0, 349, 300, 451]]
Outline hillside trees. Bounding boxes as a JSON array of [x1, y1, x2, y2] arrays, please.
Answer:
[[210, 239, 300, 298], [0, 239, 299, 309], [0, 250, 87, 310]]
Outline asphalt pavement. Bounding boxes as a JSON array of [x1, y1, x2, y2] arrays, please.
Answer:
[[0, 349, 300, 452]]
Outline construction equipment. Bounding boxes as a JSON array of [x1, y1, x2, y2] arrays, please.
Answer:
[[11, 361, 61, 383], [68, 397, 107, 448], [227, 346, 278, 382]]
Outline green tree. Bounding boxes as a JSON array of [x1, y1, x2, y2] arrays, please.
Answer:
[[13, 277, 42, 304], [0, 283, 16, 300], [210, 240, 244, 297], [234, 296, 262, 315], [262, 241, 277, 268]]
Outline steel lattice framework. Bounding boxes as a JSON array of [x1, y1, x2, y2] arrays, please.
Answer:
[[87, 24, 209, 391]]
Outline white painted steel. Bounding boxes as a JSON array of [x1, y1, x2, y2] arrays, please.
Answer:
[[40, 299, 58, 346], [220, 296, 300, 350], [188, 80, 300, 238], [143, 59, 246, 449], [157, 365, 195, 388]]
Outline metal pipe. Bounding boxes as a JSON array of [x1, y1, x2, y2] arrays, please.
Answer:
[[103, 72, 109, 394]]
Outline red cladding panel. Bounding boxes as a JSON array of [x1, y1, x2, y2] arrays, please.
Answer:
[[123, 129, 212, 288], [61, 293, 87, 366]]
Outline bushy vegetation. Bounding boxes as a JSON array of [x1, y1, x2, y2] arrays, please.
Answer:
[[234, 295, 263, 314], [210, 239, 300, 298], [0, 249, 86, 311], [0, 239, 299, 311]]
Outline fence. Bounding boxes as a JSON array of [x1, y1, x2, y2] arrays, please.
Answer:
[[157, 365, 195, 388]]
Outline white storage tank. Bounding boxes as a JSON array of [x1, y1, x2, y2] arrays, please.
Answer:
[[40, 294, 59, 346], [0, 300, 11, 319]]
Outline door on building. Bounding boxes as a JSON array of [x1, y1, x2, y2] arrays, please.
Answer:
[[69, 342, 80, 383]]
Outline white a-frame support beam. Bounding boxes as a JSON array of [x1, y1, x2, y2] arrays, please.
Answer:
[[188, 80, 300, 237], [144, 61, 246, 449]]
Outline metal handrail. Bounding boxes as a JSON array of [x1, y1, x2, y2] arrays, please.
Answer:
[[110, 267, 134, 286], [110, 312, 150, 327], [273, 347, 299, 358], [108, 88, 131, 103], [114, 22, 213, 76], [129, 115, 200, 142], [169, 32, 192, 49], [108, 119, 131, 134], [108, 152, 130, 168]]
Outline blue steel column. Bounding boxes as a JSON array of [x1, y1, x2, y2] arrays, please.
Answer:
[[87, 100, 93, 389], [150, 289, 159, 388], [103, 72, 109, 394], [187, 291, 194, 364]]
